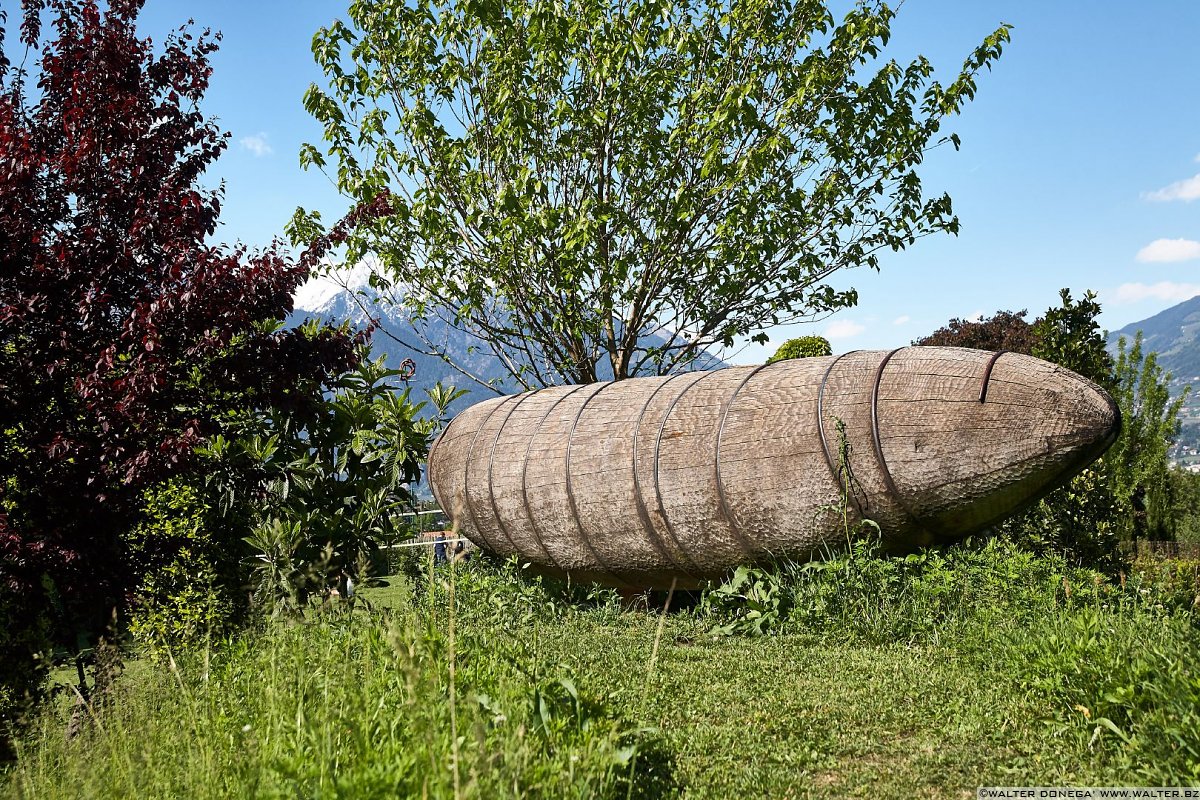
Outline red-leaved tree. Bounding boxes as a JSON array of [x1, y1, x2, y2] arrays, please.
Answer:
[[0, 0, 366, 737], [911, 309, 1038, 353]]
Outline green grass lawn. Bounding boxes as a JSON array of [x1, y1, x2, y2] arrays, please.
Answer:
[[5, 546, 1198, 798], [355, 557, 1196, 797]]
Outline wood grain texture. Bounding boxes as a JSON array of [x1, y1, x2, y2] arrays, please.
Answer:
[[428, 347, 1121, 588]]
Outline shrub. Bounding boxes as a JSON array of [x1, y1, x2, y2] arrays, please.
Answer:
[[1120, 556, 1200, 621], [124, 481, 245, 653], [997, 465, 1123, 573], [223, 357, 452, 616], [912, 309, 1037, 352], [445, 555, 624, 629], [700, 537, 1125, 646], [766, 336, 833, 363], [700, 565, 791, 636], [0, 546, 53, 761]]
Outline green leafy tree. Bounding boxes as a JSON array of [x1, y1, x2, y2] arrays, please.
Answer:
[[1031, 289, 1114, 390], [1164, 468, 1200, 545], [767, 336, 833, 363], [999, 463, 1122, 572], [1106, 332, 1187, 542], [295, 0, 1009, 387]]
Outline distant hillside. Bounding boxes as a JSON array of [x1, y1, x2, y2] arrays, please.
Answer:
[[287, 268, 726, 415], [1107, 294, 1200, 385], [1107, 294, 1200, 462]]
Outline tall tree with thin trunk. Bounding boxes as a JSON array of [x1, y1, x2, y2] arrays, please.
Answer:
[[295, 0, 1010, 389]]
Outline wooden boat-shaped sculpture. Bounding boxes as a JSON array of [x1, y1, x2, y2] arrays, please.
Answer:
[[427, 347, 1120, 589]]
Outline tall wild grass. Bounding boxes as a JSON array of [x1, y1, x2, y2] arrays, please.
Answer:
[[6, 539, 1199, 794], [6, 567, 656, 800]]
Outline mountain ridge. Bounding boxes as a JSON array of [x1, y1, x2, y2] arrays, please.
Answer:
[[287, 270, 727, 414], [1107, 295, 1200, 387], [1105, 294, 1200, 459]]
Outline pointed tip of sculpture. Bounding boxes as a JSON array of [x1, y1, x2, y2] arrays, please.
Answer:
[[908, 351, 1123, 542], [1054, 367, 1122, 482]]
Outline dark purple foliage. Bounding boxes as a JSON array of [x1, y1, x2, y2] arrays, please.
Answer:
[[912, 309, 1038, 354], [0, 0, 371, 732]]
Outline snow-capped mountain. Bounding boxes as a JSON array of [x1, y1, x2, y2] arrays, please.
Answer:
[[288, 267, 727, 415], [289, 267, 519, 415]]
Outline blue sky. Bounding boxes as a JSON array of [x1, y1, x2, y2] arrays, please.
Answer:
[[132, 1, 1200, 362]]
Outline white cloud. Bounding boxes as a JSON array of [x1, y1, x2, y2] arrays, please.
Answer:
[[966, 310, 984, 323], [1110, 281, 1200, 306], [1135, 238, 1200, 263], [1144, 173, 1200, 202], [824, 319, 865, 339], [239, 132, 274, 158], [892, 315, 911, 326]]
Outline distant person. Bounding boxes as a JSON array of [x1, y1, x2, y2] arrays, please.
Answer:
[[434, 533, 448, 565]]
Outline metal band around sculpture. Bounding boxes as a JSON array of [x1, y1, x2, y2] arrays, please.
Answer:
[[426, 423, 446, 484], [870, 348, 949, 539], [519, 384, 587, 571], [978, 350, 1008, 403], [565, 382, 630, 587], [486, 391, 534, 557], [817, 350, 866, 519], [652, 371, 711, 572], [631, 373, 703, 581], [714, 362, 776, 556]]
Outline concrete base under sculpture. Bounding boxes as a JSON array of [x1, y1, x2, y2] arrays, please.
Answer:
[[427, 347, 1120, 589]]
